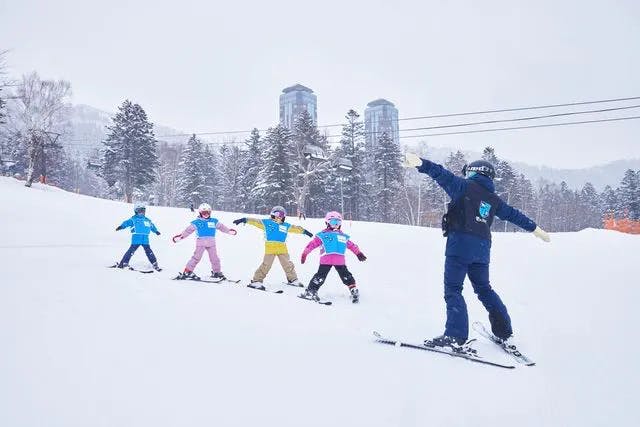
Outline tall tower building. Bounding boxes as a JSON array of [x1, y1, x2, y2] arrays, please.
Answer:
[[279, 84, 317, 129], [364, 99, 399, 150]]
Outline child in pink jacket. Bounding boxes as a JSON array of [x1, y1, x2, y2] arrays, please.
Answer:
[[299, 211, 367, 303], [172, 203, 236, 281]]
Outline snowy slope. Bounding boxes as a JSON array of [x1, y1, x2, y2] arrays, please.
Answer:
[[0, 177, 637, 427]]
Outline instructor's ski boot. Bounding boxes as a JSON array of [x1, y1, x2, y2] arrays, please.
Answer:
[[424, 335, 475, 354], [496, 336, 520, 353], [211, 271, 226, 281], [116, 262, 129, 269], [152, 262, 162, 272], [349, 287, 359, 304], [299, 288, 320, 302], [248, 281, 266, 290]]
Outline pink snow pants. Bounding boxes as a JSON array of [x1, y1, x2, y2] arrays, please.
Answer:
[[185, 237, 221, 272]]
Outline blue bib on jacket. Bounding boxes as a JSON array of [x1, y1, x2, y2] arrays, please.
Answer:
[[124, 215, 155, 244], [191, 217, 218, 237], [262, 219, 290, 242], [317, 231, 350, 255]]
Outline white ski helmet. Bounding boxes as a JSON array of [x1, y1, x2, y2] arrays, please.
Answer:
[[134, 202, 146, 214], [198, 203, 212, 215]]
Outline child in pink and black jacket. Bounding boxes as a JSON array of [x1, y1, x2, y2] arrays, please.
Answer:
[[299, 211, 367, 303]]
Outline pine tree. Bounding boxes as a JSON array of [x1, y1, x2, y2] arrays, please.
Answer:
[[481, 146, 499, 165], [291, 110, 332, 216], [219, 144, 244, 212], [202, 144, 221, 208], [153, 142, 182, 207], [601, 185, 618, 216], [0, 86, 5, 125], [239, 128, 263, 213], [176, 134, 206, 207], [101, 100, 159, 202], [618, 169, 640, 220], [337, 109, 365, 219], [253, 125, 295, 212], [372, 132, 403, 223], [579, 182, 602, 229], [445, 150, 467, 176]]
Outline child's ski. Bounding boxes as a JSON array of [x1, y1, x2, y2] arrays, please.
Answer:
[[297, 295, 332, 305], [107, 264, 154, 274]]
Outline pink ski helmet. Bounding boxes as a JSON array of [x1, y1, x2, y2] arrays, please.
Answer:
[[324, 211, 343, 228]]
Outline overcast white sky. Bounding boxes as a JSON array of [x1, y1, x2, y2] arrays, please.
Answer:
[[1, 0, 639, 168]]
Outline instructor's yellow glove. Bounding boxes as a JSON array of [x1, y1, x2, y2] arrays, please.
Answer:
[[403, 152, 422, 168], [533, 226, 551, 242]]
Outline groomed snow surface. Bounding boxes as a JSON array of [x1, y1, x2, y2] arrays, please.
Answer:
[[0, 176, 637, 427]]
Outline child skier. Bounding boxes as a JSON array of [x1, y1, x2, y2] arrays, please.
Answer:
[[172, 203, 237, 281], [403, 152, 550, 351], [299, 211, 367, 303], [233, 206, 313, 290], [114, 202, 162, 271]]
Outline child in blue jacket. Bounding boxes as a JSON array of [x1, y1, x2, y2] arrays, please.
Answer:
[[115, 203, 161, 270]]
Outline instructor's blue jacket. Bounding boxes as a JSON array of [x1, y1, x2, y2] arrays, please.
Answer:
[[417, 159, 536, 263]]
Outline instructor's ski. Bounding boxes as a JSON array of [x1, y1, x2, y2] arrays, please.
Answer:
[[472, 321, 536, 366], [373, 331, 515, 369]]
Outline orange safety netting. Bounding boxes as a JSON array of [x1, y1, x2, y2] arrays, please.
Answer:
[[603, 213, 640, 234]]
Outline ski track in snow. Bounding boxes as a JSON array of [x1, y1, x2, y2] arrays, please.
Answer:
[[0, 176, 637, 427]]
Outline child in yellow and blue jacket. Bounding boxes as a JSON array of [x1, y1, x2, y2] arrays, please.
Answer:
[[233, 206, 312, 290]]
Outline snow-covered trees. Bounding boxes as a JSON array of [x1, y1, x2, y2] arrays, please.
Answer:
[[291, 110, 333, 216], [239, 128, 263, 213], [253, 124, 296, 212], [6, 72, 71, 187], [618, 169, 640, 220], [175, 134, 207, 208], [372, 132, 403, 223], [101, 100, 159, 202]]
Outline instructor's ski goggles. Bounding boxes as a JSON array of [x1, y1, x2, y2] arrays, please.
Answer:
[[327, 218, 342, 227]]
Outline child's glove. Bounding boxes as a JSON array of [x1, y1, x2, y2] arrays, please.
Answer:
[[301, 254, 307, 264], [403, 152, 422, 168], [357, 252, 367, 262], [233, 218, 247, 225], [229, 229, 237, 235], [533, 226, 551, 242], [155, 231, 161, 235], [172, 234, 182, 243], [115, 226, 123, 231], [303, 230, 313, 237]]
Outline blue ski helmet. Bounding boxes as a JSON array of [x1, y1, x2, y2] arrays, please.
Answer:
[[462, 160, 495, 180]]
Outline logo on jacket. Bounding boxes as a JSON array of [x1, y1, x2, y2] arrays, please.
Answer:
[[477, 201, 492, 223]]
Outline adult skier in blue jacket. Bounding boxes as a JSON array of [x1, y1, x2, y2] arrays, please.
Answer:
[[115, 203, 162, 271], [404, 153, 550, 350]]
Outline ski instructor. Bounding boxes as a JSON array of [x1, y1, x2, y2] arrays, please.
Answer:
[[403, 152, 550, 350]]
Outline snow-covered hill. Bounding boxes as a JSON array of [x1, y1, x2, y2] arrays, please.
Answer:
[[0, 177, 637, 427]]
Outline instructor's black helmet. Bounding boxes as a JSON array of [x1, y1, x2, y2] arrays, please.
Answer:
[[462, 160, 496, 180]]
